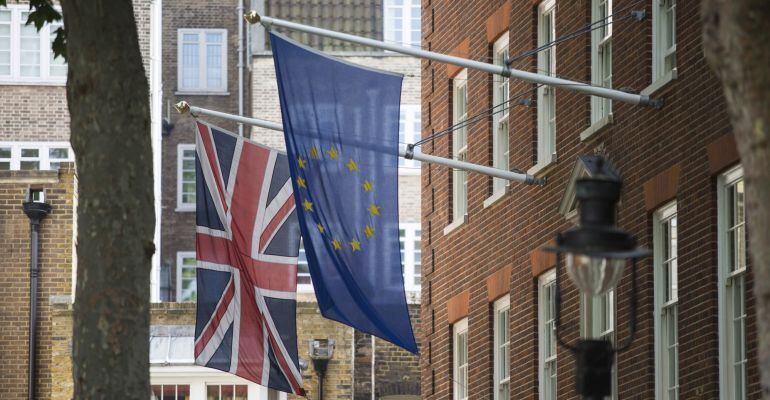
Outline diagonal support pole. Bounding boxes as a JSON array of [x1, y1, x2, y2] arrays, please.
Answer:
[[244, 11, 661, 108], [175, 101, 545, 186]]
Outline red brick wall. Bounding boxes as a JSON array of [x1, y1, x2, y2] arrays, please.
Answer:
[[421, 0, 758, 399], [160, 0, 250, 300], [0, 166, 75, 400]]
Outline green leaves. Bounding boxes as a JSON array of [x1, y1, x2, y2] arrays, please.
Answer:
[[0, 0, 67, 60]]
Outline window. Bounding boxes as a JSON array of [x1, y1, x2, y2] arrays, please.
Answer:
[[0, 142, 73, 170], [492, 33, 510, 195], [399, 223, 422, 292], [151, 384, 191, 400], [177, 144, 196, 211], [0, 5, 67, 84], [652, 0, 676, 84], [177, 29, 227, 93], [399, 105, 422, 171], [654, 202, 678, 400], [206, 385, 248, 400], [535, 0, 556, 169], [583, 290, 617, 399], [453, 318, 468, 400], [176, 252, 197, 302], [539, 270, 557, 400], [718, 166, 747, 400], [591, 0, 612, 124], [451, 69, 468, 224], [297, 239, 313, 292], [383, 0, 421, 48], [493, 296, 510, 400]]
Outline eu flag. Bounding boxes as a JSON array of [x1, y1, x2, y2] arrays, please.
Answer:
[[271, 32, 418, 353]]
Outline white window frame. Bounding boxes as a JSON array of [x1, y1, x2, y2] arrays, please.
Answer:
[[532, 0, 556, 174], [654, 201, 679, 400], [297, 239, 313, 293], [645, 0, 677, 95], [491, 33, 510, 199], [0, 141, 73, 170], [453, 317, 469, 400], [493, 296, 511, 400], [590, 0, 613, 127], [447, 69, 468, 233], [399, 104, 422, 173], [718, 165, 748, 400], [0, 5, 67, 85], [581, 290, 617, 399], [177, 144, 196, 211], [176, 28, 228, 94], [539, 269, 557, 400], [176, 251, 197, 303], [400, 223, 422, 292], [383, 0, 421, 48]]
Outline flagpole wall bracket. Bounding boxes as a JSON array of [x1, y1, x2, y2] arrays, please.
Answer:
[[405, 144, 415, 160]]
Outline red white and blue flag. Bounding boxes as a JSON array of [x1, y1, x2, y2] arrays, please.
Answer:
[[193, 121, 305, 395]]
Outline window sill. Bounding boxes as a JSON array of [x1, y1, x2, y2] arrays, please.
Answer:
[[527, 159, 557, 177], [0, 79, 66, 86], [175, 206, 195, 212], [174, 91, 230, 96], [483, 187, 508, 209], [641, 68, 678, 96], [580, 113, 614, 142], [443, 214, 467, 236]]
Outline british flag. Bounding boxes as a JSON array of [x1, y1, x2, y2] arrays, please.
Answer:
[[193, 121, 305, 395]]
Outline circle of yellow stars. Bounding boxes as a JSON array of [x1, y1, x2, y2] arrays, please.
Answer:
[[295, 144, 381, 253]]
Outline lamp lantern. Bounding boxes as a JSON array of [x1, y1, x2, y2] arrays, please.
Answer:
[[545, 156, 649, 399]]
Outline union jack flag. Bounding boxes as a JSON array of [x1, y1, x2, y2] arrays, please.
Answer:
[[193, 121, 305, 395]]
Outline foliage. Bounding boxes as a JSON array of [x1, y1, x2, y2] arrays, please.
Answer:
[[0, 0, 66, 60]]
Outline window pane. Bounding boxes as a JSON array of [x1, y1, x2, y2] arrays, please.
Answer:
[[0, 162, 9, 170], [49, 147, 68, 159], [20, 161, 39, 170], [21, 148, 39, 157], [20, 13, 40, 77], [0, 147, 10, 158], [182, 42, 199, 89]]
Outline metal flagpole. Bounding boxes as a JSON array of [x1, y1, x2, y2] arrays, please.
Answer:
[[175, 101, 545, 185], [243, 12, 661, 108]]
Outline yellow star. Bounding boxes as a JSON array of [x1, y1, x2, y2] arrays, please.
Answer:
[[303, 199, 313, 212], [326, 147, 339, 160], [346, 158, 359, 172], [317, 223, 325, 234], [298, 157, 307, 169], [364, 225, 375, 239], [332, 239, 342, 250], [350, 238, 362, 251], [297, 177, 307, 188], [362, 180, 374, 192], [309, 146, 321, 159], [367, 203, 381, 217]]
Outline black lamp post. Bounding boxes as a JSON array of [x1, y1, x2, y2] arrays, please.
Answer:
[[308, 338, 334, 400], [545, 156, 649, 400]]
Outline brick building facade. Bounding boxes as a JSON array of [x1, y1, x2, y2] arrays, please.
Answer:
[[420, 1, 758, 400]]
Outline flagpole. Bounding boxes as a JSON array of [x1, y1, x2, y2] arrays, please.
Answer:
[[175, 101, 545, 185], [243, 12, 661, 108]]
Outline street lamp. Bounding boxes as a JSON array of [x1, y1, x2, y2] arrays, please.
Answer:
[[545, 156, 649, 400], [308, 338, 334, 400]]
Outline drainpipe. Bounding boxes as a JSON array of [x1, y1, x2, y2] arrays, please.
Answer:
[[237, 0, 245, 136], [23, 189, 52, 400]]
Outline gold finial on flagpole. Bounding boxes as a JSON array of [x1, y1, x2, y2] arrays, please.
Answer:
[[174, 101, 190, 114], [244, 10, 261, 24]]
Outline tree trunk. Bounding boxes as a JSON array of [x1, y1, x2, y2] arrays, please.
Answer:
[[702, 1, 770, 397], [61, 1, 154, 398]]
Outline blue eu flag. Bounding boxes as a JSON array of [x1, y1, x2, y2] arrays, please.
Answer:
[[271, 32, 417, 353]]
